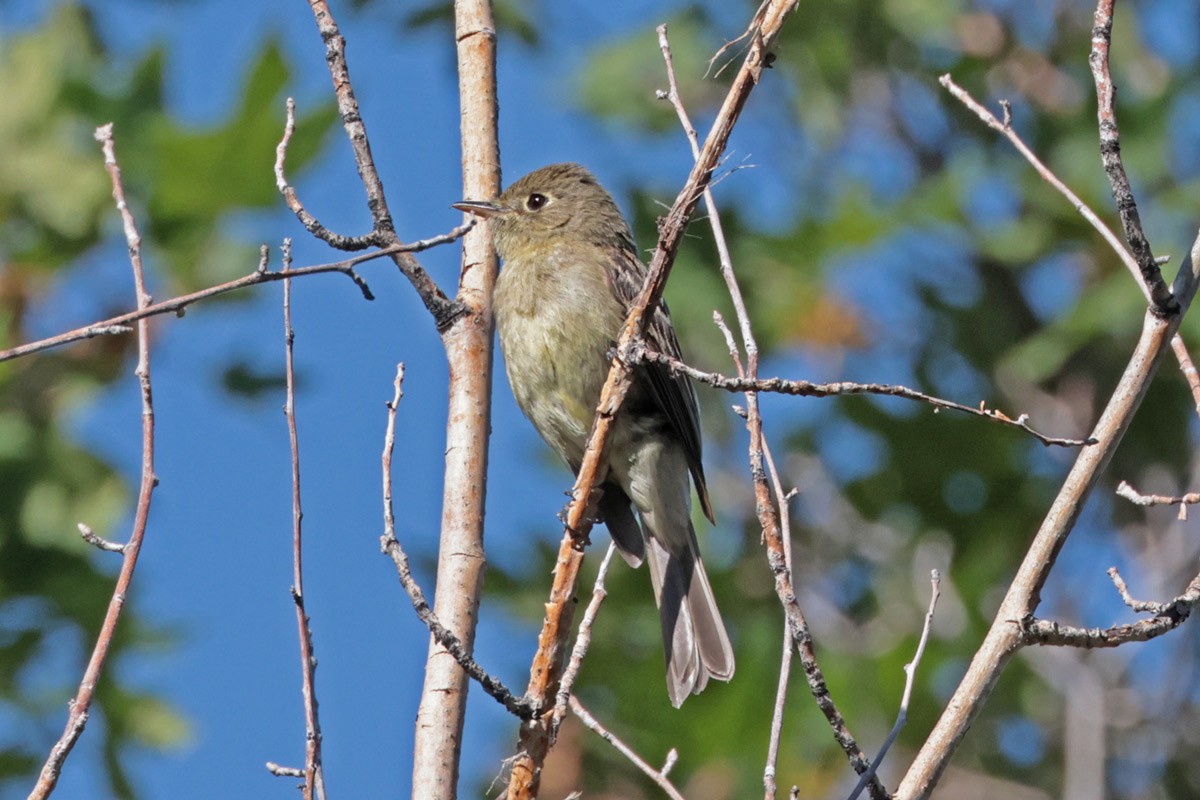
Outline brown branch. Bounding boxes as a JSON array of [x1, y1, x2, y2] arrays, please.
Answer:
[[301, 0, 461, 331], [278, 239, 327, 800], [550, 544, 618, 743], [717, 319, 883, 796], [761, 433, 795, 800], [0, 226, 471, 364], [503, 5, 801, 797], [895, 232, 1200, 799], [636, 346, 1092, 449], [379, 365, 530, 720], [568, 696, 686, 800], [29, 124, 160, 800], [1089, 0, 1174, 313]]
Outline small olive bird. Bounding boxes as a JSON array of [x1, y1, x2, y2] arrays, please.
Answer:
[[454, 163, 734, 706]]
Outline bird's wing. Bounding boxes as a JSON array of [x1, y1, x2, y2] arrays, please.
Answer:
[[605, 245, 714, 523]]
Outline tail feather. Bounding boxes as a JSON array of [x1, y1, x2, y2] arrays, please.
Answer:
[[645, 529, 735, 707]]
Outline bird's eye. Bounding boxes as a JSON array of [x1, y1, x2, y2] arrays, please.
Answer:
[[525, 193, 548, 211]]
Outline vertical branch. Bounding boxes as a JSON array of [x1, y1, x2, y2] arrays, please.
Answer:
[[410, 0, 501, 797], [29, 124, 159, 800], [282, 239, 327, 800]]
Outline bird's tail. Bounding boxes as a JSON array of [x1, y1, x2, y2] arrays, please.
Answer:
[[645, 525, 735, 708]]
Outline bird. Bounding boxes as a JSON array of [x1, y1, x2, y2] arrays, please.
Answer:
[[453, 163, 734, 706]]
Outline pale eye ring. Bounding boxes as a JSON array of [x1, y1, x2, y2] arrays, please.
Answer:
[[525, 193, 548, 211]]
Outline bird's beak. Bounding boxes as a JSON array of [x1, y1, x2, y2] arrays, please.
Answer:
[[452, 200, 507, 218]]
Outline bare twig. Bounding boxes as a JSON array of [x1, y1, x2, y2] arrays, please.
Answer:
[[939, 74, 1150, 303], [1088, 0, 1173, 313], [29, 124, 160, 800], [300, 1, 461, 330], [761, 434, 795, 800], [636, 346, 1092, 449], [276, 96, 377, 251], [1022, 570, 1200, 647], [379, 366, 529, 720], [550, 544, 618, 742], [266, 763, 307, 779], [279, 239, 327, 800], [848, 571, 941, 800], [0, 226, 471, 364], [77, 523, 125, 554], [938, 73, 1199, 414], [1116, 480, 1200, 520], [568, 696, 687, 800], [504, 5, 801, 798], [1107, 566, 1168, 614], [1169, 335, 1200, 418]]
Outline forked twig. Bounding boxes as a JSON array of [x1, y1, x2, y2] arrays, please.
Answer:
[[568, 696, 687, 800], [379, 365, 531, 720]]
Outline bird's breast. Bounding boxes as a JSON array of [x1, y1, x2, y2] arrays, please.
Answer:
[[494, 249, 626, 464]]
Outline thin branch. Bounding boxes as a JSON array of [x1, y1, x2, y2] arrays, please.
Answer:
[[568, 696, 687, 800], [635, 346, 1092, 449], [1088, 0, 1174, 313], [550, 544, 618, 743], [938, 73, 1198, 409], [0, 226, 471, 364], [77, 523, 125, 554], [1169, 335, 1200, 418], [848, 572, 941, 800], [379, 365, 530, 720], [276, 97, 379, 251], [277, 98, 379, 250], [1107, 566, 1169, 614], [896, 231, 1200, 798], [279, 238, 327, 800], [301, 1, 461, 330], [939, 74, 1150, 303], [1022, 569, 1200, 647], [266, 763, 307, 779], [504, 5, 801, 798], [761, 435, 796, 800], [1116, 480, 1200, 520], [29, 123, 160, 800]]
